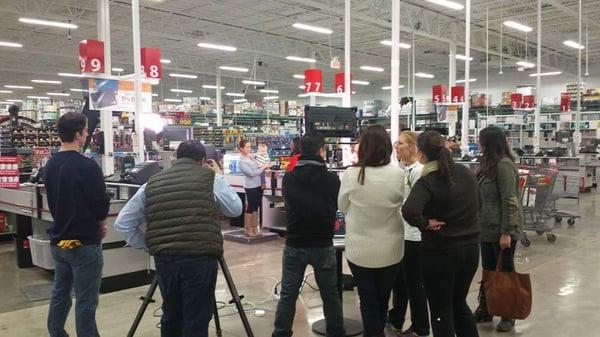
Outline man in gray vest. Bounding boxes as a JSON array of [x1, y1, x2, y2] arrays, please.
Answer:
[[114, 140, 243, 337]]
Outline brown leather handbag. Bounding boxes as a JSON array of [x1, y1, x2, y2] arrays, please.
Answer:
[[483, 254, 532, 320]]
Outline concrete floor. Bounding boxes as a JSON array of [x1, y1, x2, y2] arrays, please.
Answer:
[[0, 191, 598, 337]]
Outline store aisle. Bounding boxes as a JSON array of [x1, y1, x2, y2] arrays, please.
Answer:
[[0, 191, 599, 337]]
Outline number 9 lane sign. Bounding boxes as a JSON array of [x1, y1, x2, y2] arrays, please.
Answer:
[[304, 69, 323, 94], [79, 39, 105, 74]]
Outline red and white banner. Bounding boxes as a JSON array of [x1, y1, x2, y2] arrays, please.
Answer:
[[522, 95, 535, 108], [303, 69, 323, 94], [560, 93, 571, 112], [432, 84, 447, 103], [334, 72, 352, 93], [511, 93, 523, 109], [79, 39, 105, 73], [450, 86, 465, 103], [141, 48, 162, 79]]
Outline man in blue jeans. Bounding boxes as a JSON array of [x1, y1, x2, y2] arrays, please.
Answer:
[[45, 112, 110, 337], [114, 140, 243, 337], [272, 132, 344, 337]]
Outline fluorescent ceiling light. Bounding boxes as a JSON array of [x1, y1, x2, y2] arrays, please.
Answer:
[[112, 67, 124, 72], [200, 97, 211, 100], [299, 85, 306, 89], [219, 66, 249, 73], [6, 99, 23, 102], [293, 74, 306, 79], [5, 85, 33, 89], [380, 40, 412, 49], [454, 54, 474, 61], [360, 66, 384, 72], [169, 73, 197, 79], [202, 85, 226, 90], [46, 92, 70, 96], [425, 0, 464, 10], [351, 80, 370, 85], [286, 56, 316, 63], [0, 41, 23, 48], [164, 98, 182, 103], [516, 61, 535, 68], [529, 71, 562, 77], [263, 96, 279, 100], [415, 72, 435, 79], [298, 94, 309, 98], [58, 72, 84, 78], [382, 85, 405, 90], [151, 93, 159, 97], [0, 90, 12, 93], [160, 59, 171, 64], [292, 22, 333, 35], [242, 80, 266, 86], [70, 88, 89, 92], [563, 40, 584, 49], [503, 21, 533, 33], [226, 93, 245, 97], [233, 99, 248, 103], [456, 78, 477, 83], [260, 89, 279, 93], [170, 89, 193, 93], [27, 96, 50, 100], [31, 79, 61, 84], [19, 17, 78, 29], [197, 42, 237, 52]]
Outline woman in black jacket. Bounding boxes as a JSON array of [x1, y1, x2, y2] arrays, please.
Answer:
[[402, 130, 480, 337]]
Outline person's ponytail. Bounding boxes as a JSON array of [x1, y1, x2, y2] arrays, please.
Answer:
[[438, 146, 454, 180], [417, 130, 455, 182]]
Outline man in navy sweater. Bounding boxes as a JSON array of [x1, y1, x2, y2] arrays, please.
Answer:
[[44, 112, 110, 337]]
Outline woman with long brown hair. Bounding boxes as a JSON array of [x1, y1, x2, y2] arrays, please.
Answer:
[[238, 139, 269, 237], [338, 125, 405, 337]]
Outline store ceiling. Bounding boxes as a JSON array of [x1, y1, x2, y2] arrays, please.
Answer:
[[0, 0, 598, 102]]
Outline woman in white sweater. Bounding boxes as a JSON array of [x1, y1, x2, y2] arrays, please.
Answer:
[[338, 125, 405, 337]]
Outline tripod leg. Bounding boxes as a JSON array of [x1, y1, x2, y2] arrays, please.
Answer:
[[219, 256, 255, 337], [213, 300, 222, 337], [127, 276, 159, 337]]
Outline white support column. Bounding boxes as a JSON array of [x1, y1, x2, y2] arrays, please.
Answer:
[[343, 0, 351, 108], [310, 51, 317, 106], [98, 0, 114, 174], [534, 0, 542, 153], [216, 69, 223, 126], [407, 50, 411, 128], [461, 0, 471, 156], [411, 33, 416, 131], [132, 0, 144, 162], [391, 0, 400, 145], [575, 0, 582, 154], [449, 42, 457, 137]]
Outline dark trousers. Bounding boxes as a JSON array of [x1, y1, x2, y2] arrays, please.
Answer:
[[272, 246, 344, 337], [348, 260, 401, 337], [154, 255, 218, 337], [422, 244, 480, 337], [480, 241, 517, 272], [389, 241, 430, 336]]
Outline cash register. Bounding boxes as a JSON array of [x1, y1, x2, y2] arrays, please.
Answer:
[[106, 161, 162, 185]]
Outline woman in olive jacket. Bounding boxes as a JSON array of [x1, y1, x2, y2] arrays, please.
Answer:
[[473, 127, 523, 333]]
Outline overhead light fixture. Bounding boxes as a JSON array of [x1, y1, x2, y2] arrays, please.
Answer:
[[298, 94, 309, 98], [27, 96, 50, 100], [242, 80, 266, 86], [351, 80, 370, 85], [454, 54, 474, 61], [169, 73, 197, 79], [164, 98, 182, 103], [503, 21, 533, 33], [360, 66, 385, 72], [160, 59, 171, 64], [31, 79, 61, 84], [299, 85, 306, 89], [529, 71, 562, 77], [219, 66, 249, 73], [202, 85, 226, 90], [6, 99, 23, 102], [0, 102, 14, 105], [200, 97, 211, 100], [151, 93, 159, 97], [233, 99, 248, 103], [170, 89, 193, 93], [70, 88, 89, 92], [58, 72, 84, 78], [197, 42, 237, 52], [292, 22, 333, 35], [382, 85, 405, 90], [5, 85, 33, 89], [516, 61, 535, 68], [263, 96, 279, 100], [456, 78, 478, 83], [563, 40, 585, 49], [425, 0, 464, 10], [19, 17, 78, 29], [0, 90, 13, 93], [112, 67, 124, 72], [380, 40, 412, 49], [415, 72, 435, 79], [0, 41, 23, 48], [46, 92, 70, 96], [226, 93, 245, 97], [260, 89, 279, 93], [286, 56, 316, 63], [293, 74, 306, 79]]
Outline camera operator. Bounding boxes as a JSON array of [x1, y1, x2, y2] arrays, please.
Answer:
[[114, 140, 242, 337]]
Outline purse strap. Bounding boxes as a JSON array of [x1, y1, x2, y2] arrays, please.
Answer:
[[495, 252, 504, 272]]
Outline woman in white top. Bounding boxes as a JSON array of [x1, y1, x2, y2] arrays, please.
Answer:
[[238, 139, 269, 237], [388, 131, 430, 337], [338, 125, 405, 337]]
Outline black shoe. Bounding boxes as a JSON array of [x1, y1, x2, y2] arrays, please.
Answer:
[[496, 318, 515, 332], [473, 305, 493, 323]]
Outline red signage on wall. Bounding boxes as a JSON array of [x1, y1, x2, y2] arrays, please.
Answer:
[[432, 84, 447, 103], [522, 95, 535, 108], [141, 48, 162, 79], [561, 93, 571, 112], [510, 93, 523, 109], [334, 72, 352, 93], [79, 39, 105, 73], [450, 86, 465, 103], [303, 69, 323, 93]]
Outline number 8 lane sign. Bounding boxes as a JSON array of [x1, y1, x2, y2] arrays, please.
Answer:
[[304, 69, 323, 94], [141, 48, 162, 79], [79, 39, 105, 73]]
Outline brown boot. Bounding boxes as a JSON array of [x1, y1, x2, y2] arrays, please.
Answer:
[[244, 213, 253, 236], [253, 212, 262, 237]]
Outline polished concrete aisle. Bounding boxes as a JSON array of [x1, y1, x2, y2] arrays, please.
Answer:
[[0, 191, 598, 337]]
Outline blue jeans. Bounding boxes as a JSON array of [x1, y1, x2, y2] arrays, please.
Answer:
[[154, 255, 218, 337], [48, 244, 103, 337], [272, 246, 344, 337]]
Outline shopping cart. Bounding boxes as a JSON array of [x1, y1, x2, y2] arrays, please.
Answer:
[[519, 169, 558, 247], [543, 171, 581, 226]]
